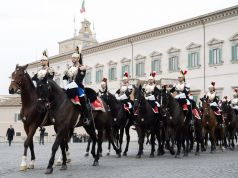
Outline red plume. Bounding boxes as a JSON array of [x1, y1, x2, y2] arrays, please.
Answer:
[[151, 71, 156, 78], [235, 88, 238, 93], [211, 82, 215, 86], [224, 96, 228, 99], [102, 77, 107, 83], [183, 69, 188, 76], [124, 71, 128, 78]]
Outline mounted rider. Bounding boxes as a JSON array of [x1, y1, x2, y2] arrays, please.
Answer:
[[32, 50, 55, 83], [97, 77, 111, 109], [115, 72, 135, 120], [63, 45, 91, 125], [205, 82, 223, 124], [231, 88, 238, 115], [143, 71, 160, 113], [170, 69, 190, 116]]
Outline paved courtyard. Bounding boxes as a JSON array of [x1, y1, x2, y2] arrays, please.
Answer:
[[0, 141, 238, 178]]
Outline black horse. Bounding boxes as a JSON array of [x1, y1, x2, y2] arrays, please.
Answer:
[[157, 86, 186, 157], [36, 78, 99, 174], [221, 100, 238, 150], [133, 85, 161, 158]]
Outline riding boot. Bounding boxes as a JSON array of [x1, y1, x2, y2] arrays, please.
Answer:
[[79, 96, 92, 125]]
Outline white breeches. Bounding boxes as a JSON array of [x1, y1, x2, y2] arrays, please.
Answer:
[[210, 102, 218, 107], [175, 93, 186, 99]]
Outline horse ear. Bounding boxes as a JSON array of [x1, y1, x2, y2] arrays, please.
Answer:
[[15, 64, 19, 69], [22, 64, 28, 70]]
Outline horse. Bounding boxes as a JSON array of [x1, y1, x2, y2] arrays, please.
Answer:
[[8, 64, 49, 171], [85, 91, 120, 157], [221, 100, 238, 150], [35, 78, 101, 174], [133, 85, 161, 158], [157, 86, 186, 158], [200, 96, 217, 153]]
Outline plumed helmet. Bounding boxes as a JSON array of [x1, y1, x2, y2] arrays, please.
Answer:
[[71, 45, 82, 58], [178, 69, 187, 78], [122, 71, 129, 80], [148, 71, 156, 80], [209, 81, 215, 90], [101, 77, 107, 85], [41, 49, 48, 60], [233, 88, 238, 97]]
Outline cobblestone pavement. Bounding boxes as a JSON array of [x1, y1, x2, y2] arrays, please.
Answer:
[[0, 141, 238, 178]]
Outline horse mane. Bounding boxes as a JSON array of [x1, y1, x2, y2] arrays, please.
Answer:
[[24, 72, 36, 90]]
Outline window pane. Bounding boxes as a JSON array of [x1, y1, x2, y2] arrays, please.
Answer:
[[236, 45, 238, 60]]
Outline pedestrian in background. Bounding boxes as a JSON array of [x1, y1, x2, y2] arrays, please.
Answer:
[[6, 125, 15, 146], [39, 126, 46, 145]]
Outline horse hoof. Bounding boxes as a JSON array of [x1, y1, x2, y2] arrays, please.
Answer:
[[93, 161, 99, 166], [117, 153, 121, 158], [221, 147, 225, 151], [183, 153, 188, 157], [136, 154, 141, 159], [45, 168, 53, 174], [230, 147, 234, 151], [106, 152, 110, 156], [55, 161, 62, 166], [28, 164, 34, 169], [175, 154, 181, 158], [66, 158, 71, 163], [149, 154, 154, 158], [99, 153, 103, 157], [195, 152, 200, 156], [60, 165, 67, 170], [123, 152, 127, 156], [20, 165, 27, 171], [84, 152, 89, 157], [170, 150, 175, 155]]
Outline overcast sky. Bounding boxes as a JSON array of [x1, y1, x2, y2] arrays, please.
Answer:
[[1, 0, 237, 95]]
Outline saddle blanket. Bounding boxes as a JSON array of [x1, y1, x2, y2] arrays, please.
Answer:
[[91, 97, 106, 112]]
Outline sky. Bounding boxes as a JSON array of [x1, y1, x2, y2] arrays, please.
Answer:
[[0, 0, 237, 95]]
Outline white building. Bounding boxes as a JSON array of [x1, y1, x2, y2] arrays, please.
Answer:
[[27, 5, 238, 103], [1, 5, 238, 142]]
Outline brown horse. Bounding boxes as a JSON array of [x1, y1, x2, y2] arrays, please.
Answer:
[[200, 97, 217, 153], [9, 64, 47, 171]]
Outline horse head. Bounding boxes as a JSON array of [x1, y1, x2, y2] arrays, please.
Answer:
[[158, 85, 170, 117], [9, 64, 29, 94], [133, 85, 144, 110]]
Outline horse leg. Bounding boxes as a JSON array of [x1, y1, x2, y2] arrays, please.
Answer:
[[136, 127, 145, 158], [97, 130, 103, 158], [210, 129, 216, 153], [59, 141, 67, 171], [231, 130, 235, 150], [84, 125, 99, 166], [149, 132, 155, 158], [45, 134, 62, 174], [123, 126, 131, 156], [165, 128, 175, 155], [105, 127, 119, 156], [28, 139, 36, 169], [175, 130, 182, 158], [20, 124, 37, 171], [85, 137, 91, 157], [65, 143, 71, 163], [117, 128, 124, 158]]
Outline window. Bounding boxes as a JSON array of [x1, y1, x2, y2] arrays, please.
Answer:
[[151, 58, 161, 73], [84, 71, 92, 85], [109, 67, 117, 81], [231, 44, 238, 62], [188, 52, 200, 69], [121, 65, 130, 78], [136, 62, 145, 77], [14, 113, 21, 122], [209, 48, 222, 65], [96, 69, 103, 83], [16, 132, 21, 136], [169, 56, 179, 72]]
